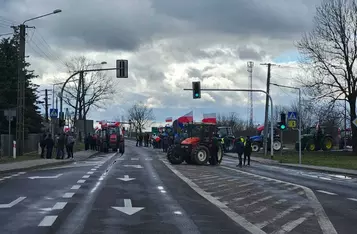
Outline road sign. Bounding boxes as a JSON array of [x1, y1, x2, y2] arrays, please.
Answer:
[[50, 109, 58, 119], [353, 118, 357, 127], [116, 59, 128, 78], [288, 120, 297, 128], [288, 111, 297, 120]]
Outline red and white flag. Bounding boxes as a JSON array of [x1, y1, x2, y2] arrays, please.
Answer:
[[178, 111, 193, 123], [202, 113, 217, 124], [165, 117, 173, 122]]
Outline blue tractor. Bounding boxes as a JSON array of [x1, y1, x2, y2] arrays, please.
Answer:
[[250, 125, 282, 152]]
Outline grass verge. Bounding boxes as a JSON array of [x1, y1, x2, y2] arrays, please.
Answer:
[[255, 150, 357, 170]]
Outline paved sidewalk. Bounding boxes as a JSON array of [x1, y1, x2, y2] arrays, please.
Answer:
[[0, 150, 98, 173], [225, 152, 357, 176]]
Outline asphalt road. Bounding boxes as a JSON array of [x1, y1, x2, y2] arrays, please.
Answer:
[[222, 155, 357, 234], [151, 146, 356, 234], [0, 143, 249, 234]]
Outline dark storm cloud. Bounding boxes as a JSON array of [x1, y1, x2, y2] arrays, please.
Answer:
[[151, 0, 320, 39], [237, 46, 265, 61]]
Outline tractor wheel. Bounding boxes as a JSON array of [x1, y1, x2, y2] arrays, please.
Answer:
[[322, 137, 333, 151], [306, 140, 316, 151], [273, 140, 282, 151], [167, 145, 184, 165], [192, 145, 209, 165], [210, 144, 223, 165], [251, 142, 260, 152]]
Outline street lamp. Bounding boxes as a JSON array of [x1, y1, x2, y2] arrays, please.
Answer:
[[271, 83, 302, 164], [15, 9, 62, 156]]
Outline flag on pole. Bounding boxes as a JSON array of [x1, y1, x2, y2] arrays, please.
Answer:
[[165, 117, 173, 122], [202, 113, 217, 124], [178, 111, 193, 123]]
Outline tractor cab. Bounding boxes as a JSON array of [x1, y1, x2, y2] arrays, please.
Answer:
[[167, 122, 223, 166], [217, 126, 236, 152]]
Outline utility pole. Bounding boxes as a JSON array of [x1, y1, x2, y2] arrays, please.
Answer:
[[247, 62, 254, 128], [261, 63, 272, 158], [45, 89, 49, 122], [14, 24, 26, 156]]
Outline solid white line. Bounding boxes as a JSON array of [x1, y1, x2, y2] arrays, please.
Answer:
[[82, 175, 90, 178], [272, 212, 313, 234], [3, 176, 12, 179], [347, 198, 357, 202], [221, 166, 338, 234], [316, 190, 337, 196], [63, 193, 75, 198], [52, 202, 67, 210], [161, 160, 265, 234], [87, 171, 94, 174], [38, 215, 57, 227], [71, 185, 81, 190], [77, 180, 86, 183]]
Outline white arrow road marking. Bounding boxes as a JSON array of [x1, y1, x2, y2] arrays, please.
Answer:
[[123, 165, 143, 169], [28, 174, 63, 179], [117, 175, 136, 181], [38, 215, 57, 227], [112, 199, 144, 215], [0, 197, 26, 208]]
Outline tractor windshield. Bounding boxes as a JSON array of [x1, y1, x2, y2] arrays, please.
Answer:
[[217, 127, 232, 137]]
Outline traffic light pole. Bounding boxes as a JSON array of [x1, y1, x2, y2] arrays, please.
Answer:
[[270, 83, 302, 164], [184, 88, 275, 158]]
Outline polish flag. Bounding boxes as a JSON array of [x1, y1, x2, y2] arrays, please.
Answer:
[[202, 113, 217, 124], [178, 111, 193, 123], [165, 117, 173, 122]]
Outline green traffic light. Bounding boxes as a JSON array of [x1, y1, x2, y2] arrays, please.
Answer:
[[195, 93, 199, 97], [280, 125, 286, 130]]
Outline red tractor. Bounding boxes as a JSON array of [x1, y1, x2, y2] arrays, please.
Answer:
[[167, 122, 223, 165], [98, 121, 125, 154]]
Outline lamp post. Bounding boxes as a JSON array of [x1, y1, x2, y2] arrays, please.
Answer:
[[15, 9, 62, 156], [270, 83, 302, 164]]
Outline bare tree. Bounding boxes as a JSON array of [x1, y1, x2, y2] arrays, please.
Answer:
[[127, 102, 155, 133], [217, 112, 246, 132], [61, 56, 116, 121], [296, 0, 357, 151]]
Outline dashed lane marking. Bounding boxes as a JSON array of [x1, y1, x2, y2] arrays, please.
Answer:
[[63, 193, 75, 198], [52, 202, 67, 210], [82, 175, 90, 179], [38, 215, 57, 227], [87, 172, 94, 174], [71, 185, 81, 190], [77, 180, 86, 183], [316, 190, 337, 196]]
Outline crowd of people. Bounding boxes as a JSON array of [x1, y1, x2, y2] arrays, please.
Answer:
[[39, 132, 75, 159]]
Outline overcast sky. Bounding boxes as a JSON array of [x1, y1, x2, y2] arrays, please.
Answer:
[[0, 0, 321, 124]]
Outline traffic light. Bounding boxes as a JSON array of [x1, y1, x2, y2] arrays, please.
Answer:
[[192, 81, 201, 99], [280, 113, 286, 130]]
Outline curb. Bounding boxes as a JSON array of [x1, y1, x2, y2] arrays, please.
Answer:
[[0, 151, 100, 175]]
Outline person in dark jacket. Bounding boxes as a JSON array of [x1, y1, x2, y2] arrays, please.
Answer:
[[235, 138, 244, 167], [57, 133, 65, 159], [40, 133, 47, 158], [45, 134, 55, 159], [84, 133, 91, 150], [244, 136, 252, 166]]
